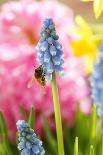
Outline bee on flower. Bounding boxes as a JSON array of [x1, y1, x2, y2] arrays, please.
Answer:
[[36, 18, 64, 81], [28, 65, 46, 87]]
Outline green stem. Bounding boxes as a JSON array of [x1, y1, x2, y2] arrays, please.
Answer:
[[51, 72, 65, 155]]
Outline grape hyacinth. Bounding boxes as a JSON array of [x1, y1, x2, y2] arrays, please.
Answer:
[[36, 18, 64, 80], [91, 43, 103, 116], [16, 120, 45, 155]]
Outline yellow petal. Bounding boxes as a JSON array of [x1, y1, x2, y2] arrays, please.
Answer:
[[70, 28, 88, 39], [84, 49, 97, 73], [71, 39, 96, 57], [93, 0, 103, 18], [75, 16, 93, 38], [85, 56, 94, 74]]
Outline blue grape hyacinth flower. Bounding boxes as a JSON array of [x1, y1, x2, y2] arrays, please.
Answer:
[[16, 120, 45, 155], [36, 18, 64, 80], [91, 43, 103, 116]]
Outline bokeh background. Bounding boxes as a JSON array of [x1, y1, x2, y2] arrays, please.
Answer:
[[0, 0, 103, 22], [0, 0, 103, 155]]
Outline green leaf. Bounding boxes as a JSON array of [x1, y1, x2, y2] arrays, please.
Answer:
[[0, 112, 13, 155], [90, 145, 94, 155], [93, 0, 103, 18], [0, 112, 7, 137], [0, 142, 6, 155], [64, 125, 74, 155], [28, 107, 35, 129], [90, 104, 97, 144], [102, 138, 103, 155], [74, 137, 78, 155], [19, 106, 28, 120], [75, 111, 89, 154], [41, 113, 57, 155]]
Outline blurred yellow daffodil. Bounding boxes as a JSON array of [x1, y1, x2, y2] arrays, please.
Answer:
[[81, 0, 103, 18], [71, 16, 103, 74]]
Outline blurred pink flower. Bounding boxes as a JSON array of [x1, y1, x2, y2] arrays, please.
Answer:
[[0, 0, 91, 141]]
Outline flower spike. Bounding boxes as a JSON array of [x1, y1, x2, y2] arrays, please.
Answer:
[[91, 43, 103, 116], [16, 120, 45, 155], [36, 18, 64, 81]]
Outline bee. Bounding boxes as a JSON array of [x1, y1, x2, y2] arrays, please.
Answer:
[[28, 65, 46, 88], [34, 65, 46, 86]]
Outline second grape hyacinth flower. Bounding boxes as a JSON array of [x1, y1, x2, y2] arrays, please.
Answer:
[[16, 120, 45, 155], [36, 18, 64, 81], [91, 43, 103, 116]]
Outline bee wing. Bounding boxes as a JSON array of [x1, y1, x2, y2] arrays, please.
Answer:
[[28, 75, 46, 95], [40, 86, 46, 95], [27, 76, 35, 88]]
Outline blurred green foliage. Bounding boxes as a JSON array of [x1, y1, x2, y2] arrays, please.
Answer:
[[0, 105, 103, 155]]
